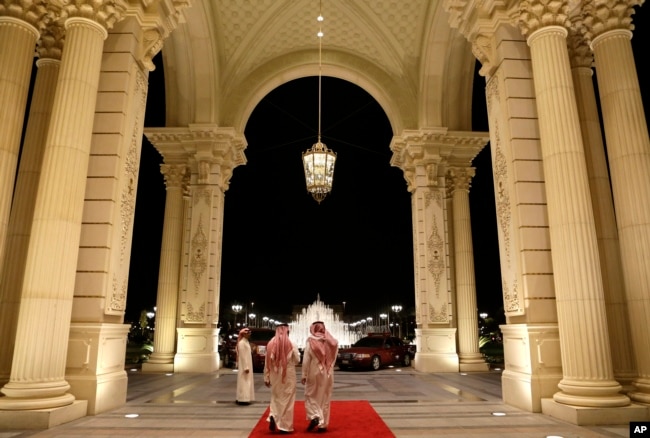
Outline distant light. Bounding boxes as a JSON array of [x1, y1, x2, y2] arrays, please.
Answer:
[[491, 412, 507, 416], [125, 413, 139, 418], [130, 368, 138, 372], [395, 369, 402, 372], [494, 367, 502, 371], [546, 436, 564, 438], [165, 373, 173, 376], [460, 373, 468, 376]]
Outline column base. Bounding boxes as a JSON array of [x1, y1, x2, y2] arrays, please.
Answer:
[[413, 352, 459, 373], [541, 398, 649, 425], [459, 362, 490, 372], [0, 400, 87, 429], [413, 327, 459, 372], [67, 323, 130, 414], [500, 323, 563, 412], [173, 327, 220, 373]]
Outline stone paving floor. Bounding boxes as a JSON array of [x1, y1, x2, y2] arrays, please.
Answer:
[[0, 365, 633, 438]]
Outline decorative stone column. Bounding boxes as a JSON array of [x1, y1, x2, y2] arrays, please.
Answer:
[[583, 1, 650, 405], [0, 2, 127, 429], [0, 25, 62, 386], [517, 0, 636, 422], [448, 166, 489, 372], [0, 6, 45, 280], [142, 163, 187, 373], [567, 27, 636, 392], [390, 129, 487, 373], [444, 1, 564, 413], [144, 125, 247, 374]]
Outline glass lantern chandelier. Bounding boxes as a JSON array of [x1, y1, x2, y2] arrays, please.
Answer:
[[302, 1, 336, 204]]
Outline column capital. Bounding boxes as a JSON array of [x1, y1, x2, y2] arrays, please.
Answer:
[[581, 0, 642, 45], [567, 24, 594, 69], [123, 0, 191, 71], [58, 0, 129, 32], [447, 166, 476, 193], [0, 1, 48, 32], [516, 0, 572, 39], [145, 125, 248, 191], [36, 21, 65, 60], [160, 163, 187, 188], [390, 128, 488, 191]]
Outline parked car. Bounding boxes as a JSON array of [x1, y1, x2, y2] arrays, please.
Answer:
[[337, 333, 414, 371], [223, 328, 275, 372]]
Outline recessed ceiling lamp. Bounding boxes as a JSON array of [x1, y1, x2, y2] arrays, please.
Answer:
[[302, 0, 336, 204]]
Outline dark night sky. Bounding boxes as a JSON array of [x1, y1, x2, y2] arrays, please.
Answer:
[[126, 5, 648, 325]]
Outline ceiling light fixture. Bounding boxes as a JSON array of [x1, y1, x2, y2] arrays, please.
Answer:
[[302, 0, 336, 204]]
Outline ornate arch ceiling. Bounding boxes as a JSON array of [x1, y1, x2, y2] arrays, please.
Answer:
[[162, 0, 475, 133]]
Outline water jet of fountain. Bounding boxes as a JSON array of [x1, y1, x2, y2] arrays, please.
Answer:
[[289, 296, 359, 348]]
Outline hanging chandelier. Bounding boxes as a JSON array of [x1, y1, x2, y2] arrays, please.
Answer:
[[302, 1, 336, 204]]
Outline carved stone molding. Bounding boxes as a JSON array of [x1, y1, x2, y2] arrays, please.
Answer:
[[390, 129, 488, 191], [124, 0, 191, 71], [145, 125, 248, 191]]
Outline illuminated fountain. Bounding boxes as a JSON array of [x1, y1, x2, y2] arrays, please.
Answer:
[[289, 296, 359, 348]]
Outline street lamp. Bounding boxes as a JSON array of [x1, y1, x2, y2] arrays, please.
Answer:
[[263, 316, 269, 328], [392, 305, 402, 339], [379, 313, 387, 332], [232, 304, 242, 328], [249, 313, 256, 328]]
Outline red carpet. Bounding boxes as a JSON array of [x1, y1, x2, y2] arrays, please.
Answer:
[[249, 400, 395, 437]]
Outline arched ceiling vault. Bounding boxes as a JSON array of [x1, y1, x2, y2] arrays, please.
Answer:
[[161, 0, 477, 135]]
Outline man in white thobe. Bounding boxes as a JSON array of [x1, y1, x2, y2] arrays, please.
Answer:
[[301, 321, 338, 432], [236, 327, 255, 405], [264, 323, 301, 433]]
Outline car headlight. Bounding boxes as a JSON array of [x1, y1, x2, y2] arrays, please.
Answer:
[[353, 353, 370, 359], [257, 346, 266, 354]]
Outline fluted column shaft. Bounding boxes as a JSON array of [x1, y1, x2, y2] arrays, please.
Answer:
[[571, 60, 636, 388], [0, 17, 39, 277], [448, 168, 484, 365], [146, 164, 186, 367], [591, 28, 650, 403], [0, 57, 60, 383], [0, 17, 107, 410], [526, 26, 627, 407]]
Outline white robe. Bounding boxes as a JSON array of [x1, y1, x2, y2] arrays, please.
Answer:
[[236, 339, 255, 403], [301, 342, 334, 429], [264, 341, 301, 432]]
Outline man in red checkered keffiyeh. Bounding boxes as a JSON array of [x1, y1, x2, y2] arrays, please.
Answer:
[[301, 321, 339, 432], [264, 324, 300, 433]]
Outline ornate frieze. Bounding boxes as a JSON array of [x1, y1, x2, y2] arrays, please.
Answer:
[[189, 215, 208, 293]]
